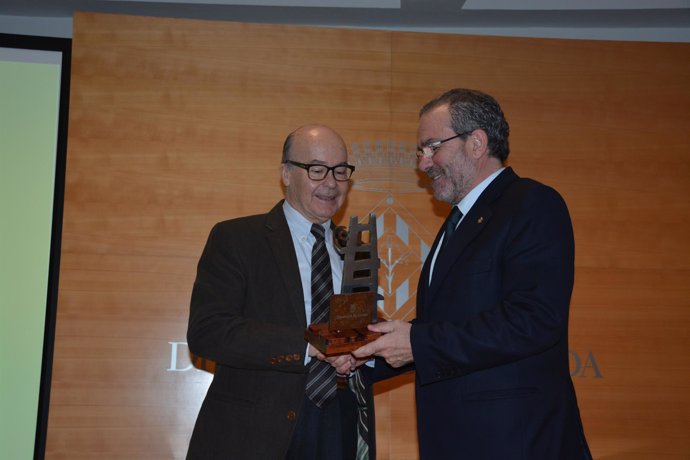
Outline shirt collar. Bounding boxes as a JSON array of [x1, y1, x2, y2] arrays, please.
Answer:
[[456, 167, 505, 215], [282, 200, 332, 240]]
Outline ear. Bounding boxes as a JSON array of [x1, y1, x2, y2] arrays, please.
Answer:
[[281, 163, 291, 186], [468, 129, 488, 159]]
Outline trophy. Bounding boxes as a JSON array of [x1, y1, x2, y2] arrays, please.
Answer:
[[305, 213, 382, 355]]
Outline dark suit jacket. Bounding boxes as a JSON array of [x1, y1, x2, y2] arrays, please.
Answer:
[[186, 201, 375, 459], [409, 168, 591, 459]]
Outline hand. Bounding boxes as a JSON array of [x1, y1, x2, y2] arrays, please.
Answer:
[[308, 344, 325, 361], [324, 354, 357, 376], [352, 320, 413, 368], [309, 345, 366, 375]]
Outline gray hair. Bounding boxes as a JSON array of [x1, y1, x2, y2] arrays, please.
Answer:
[[420, 88, 510, 162]]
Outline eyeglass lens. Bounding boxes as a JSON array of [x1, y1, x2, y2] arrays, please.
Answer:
[[307, 164, 351, 181]]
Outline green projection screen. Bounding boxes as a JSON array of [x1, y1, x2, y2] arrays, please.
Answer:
[[0, 34, 70, 460]]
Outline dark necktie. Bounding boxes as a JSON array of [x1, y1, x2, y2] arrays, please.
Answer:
[[305, 224, 337, 407], [441, 206, 463, 249], [350, 370, 370, 459]]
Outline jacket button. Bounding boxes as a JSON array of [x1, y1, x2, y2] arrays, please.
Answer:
[[287, 410, 297, 421]]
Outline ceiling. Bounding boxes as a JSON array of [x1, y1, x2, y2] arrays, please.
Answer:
[[1, 0, 690, 41]]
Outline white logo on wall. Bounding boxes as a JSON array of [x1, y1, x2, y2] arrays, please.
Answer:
[[350, 140, 434, 320], [168, 341, 194, 372], [167, 340, 602, 378], [167, 341, 215, 373]]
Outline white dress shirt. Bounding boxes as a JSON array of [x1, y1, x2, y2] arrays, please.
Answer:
[[283, 201, 343, 363]]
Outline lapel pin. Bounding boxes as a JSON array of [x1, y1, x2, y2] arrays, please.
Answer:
[[477, 216, 484, 224]]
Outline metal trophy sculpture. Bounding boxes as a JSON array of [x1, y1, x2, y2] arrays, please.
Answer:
[[305, 213, 382, 355]]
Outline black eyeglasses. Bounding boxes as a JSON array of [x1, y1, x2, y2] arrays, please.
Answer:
[[283, 160, 355, 182], [416, 130, 473, 160]]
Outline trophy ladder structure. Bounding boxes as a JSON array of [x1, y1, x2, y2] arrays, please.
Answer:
[[305, 214, 381, 355]]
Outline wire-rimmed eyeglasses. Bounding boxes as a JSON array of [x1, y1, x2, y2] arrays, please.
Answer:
[[416, 130, 473, 160], [283, 160, 355, 182]]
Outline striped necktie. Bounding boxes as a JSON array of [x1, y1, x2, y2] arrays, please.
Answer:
[[350, 370, 370, 459], [305, 223, 337, 407]]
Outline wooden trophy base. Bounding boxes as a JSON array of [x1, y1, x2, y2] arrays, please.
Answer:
[[305, 323, 381, 356]]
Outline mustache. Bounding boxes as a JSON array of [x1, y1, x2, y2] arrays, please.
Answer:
[[426, 165, 444, 179]]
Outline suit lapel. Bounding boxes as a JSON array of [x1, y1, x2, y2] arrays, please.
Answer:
[[428, 205, 492, 297], [425, 168, 518, 307], [264, 201, 307, 326], [417, 215, 447, 317]]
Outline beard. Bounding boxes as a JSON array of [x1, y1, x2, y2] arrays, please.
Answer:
[[427, 150, 476, 204]]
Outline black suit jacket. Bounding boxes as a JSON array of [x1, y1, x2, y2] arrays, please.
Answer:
[[186, 201, 375, 459], [407, 168, 591, 459]]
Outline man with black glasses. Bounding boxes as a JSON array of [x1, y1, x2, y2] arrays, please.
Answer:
[[355, 88, 592, 459], [187, 124, 374, 459]]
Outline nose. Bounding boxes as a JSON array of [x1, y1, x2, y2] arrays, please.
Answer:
[[322, 169, 338, 186], [417, 155, 432, 172]]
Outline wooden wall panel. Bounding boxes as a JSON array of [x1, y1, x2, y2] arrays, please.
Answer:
[[47, 11, 690, 459]]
